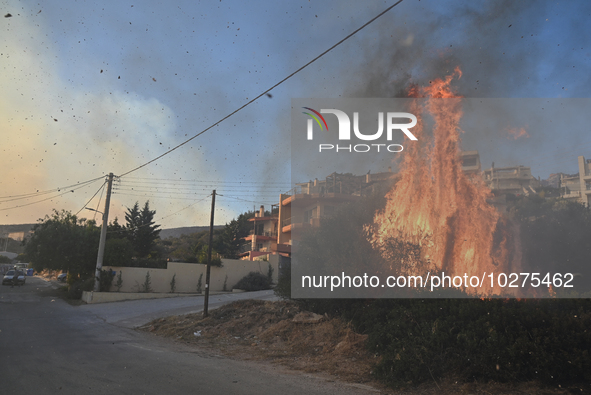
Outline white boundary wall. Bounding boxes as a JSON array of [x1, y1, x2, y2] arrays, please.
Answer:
[[105, 255, 278, 293]]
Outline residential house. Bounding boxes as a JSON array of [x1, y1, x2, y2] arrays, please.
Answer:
[[239, 205, 278, 261]]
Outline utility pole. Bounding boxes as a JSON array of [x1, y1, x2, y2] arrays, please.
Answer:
[[94, 173, 114, 292], [203, 190, 216, 317], [203, 189, 215, 317]]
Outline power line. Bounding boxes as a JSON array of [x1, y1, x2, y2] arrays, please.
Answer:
[[218, 195, 280, 206], [117, 1, 405, 178], [122, 176, 291, 185], [74, 179, 108, 217], [93, 181, 107, 222], [0, 176, 106, 203], [107, 194, 212, 234], [114, 187, 285, 195], [112, 192, 212, 201], [0, 178, 104, 212]]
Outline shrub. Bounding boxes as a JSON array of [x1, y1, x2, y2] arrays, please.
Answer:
[[68, 277, 94, 299], [114, 271, 123, 292], [170, 273, 176, 293], [267, 263, 274, 284], [302, 298, 591, 388], [135, 271, 153, 293], [233, 271, 271, 292], [99, 269, 115, 292], [196, 273, 203, 294]]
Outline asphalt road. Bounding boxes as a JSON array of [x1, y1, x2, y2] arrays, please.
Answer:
[[0, 276, 379, 395]]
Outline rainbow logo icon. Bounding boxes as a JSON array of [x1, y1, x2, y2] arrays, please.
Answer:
[[302, 107, 328, 132]]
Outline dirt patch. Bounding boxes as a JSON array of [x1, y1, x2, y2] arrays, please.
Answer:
[[141, 299, 377, 384], [140, 299, 578, 395]]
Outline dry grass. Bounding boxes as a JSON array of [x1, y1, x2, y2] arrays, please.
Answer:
[[141, 300, 377, 383]]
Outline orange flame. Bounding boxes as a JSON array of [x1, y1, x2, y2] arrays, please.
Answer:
[[505, 127, 530, 140], [368, 68, 521, 296]]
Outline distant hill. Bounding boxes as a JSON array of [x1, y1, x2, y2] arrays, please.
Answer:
[[0, 224, 35, 235], [159, 225, 224, 239]]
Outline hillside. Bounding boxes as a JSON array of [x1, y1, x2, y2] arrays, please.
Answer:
[[159, 225, 224, 239]]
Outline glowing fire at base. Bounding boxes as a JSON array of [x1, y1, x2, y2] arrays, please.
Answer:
[[368, 68, 521, 296]]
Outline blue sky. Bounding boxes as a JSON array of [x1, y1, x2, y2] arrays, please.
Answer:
[[1, 0, 590, 227]]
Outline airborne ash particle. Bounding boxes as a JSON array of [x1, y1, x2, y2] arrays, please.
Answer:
[[4, 13, 12, 18]]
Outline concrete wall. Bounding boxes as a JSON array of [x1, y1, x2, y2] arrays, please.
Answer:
[[105, 255, 278, 294]]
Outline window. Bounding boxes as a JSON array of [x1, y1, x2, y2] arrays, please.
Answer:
[[303, 207, 317, 224]]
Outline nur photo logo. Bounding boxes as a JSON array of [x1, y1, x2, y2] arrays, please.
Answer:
[[302, 107, 418, 153]]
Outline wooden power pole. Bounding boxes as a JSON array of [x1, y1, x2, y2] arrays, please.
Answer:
[[203, 190, 216, 317]]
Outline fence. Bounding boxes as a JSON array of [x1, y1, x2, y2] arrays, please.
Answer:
[[105, 255, 279, 293]]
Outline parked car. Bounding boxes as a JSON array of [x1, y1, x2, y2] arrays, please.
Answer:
[[57, 273, 67, 282], [2, 270, 26, 286]]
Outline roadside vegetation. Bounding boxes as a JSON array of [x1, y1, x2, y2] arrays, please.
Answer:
[[21, 203, 270, 298], [23, 201, 162, 297], [270, 192, 591, 391]]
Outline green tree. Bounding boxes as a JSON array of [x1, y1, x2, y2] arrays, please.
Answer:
[[103, 238, 134, 267], [218, 211, 255, 259], [107, 217, 126, 239], [24, 210, 100, 278], [125, 201, 161, 258], [103, 216, 134, 266]]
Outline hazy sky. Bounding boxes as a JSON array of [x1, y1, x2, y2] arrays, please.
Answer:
[[1, 0, 590, 228]]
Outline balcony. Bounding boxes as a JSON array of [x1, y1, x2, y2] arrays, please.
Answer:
[[239, 245, 273, 253], [561, 191, 581, 199], [281, 214, 322, 232], [249, 230, 278, 237], [271, 243, 291, 254]]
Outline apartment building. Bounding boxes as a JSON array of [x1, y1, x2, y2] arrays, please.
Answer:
[[275, 170, 398, 257], [483, 164, 540, 195], [560, 156, 591, 206]]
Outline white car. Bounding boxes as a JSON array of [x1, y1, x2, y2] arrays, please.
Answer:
[[2, 270, 26, 286]]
